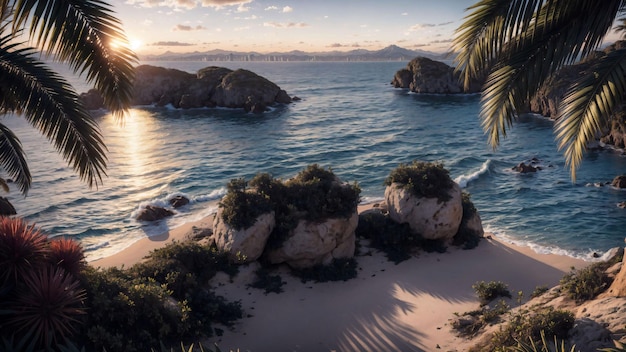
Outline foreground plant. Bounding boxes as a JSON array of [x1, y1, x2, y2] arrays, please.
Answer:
[[0, 0, 136, 195], [453, 0, 626, 180], [6, 267, 86, 348]]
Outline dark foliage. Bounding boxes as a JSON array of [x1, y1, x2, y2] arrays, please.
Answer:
[[48, 237, 87, 277], [249, 267, 286, 294], [5, 267, 86, 349], [292, 258, 358, 283], [484, 308, 575, 350], [355, 211, 446, 263], [0, 217, 49, 284], [472, 280, 512, 306], [75, 241, 243, 352], [384, 161, 454, 202], [245, 165, 360, 250], [219, 177, 273, 231], [452, 192, 482, 250]]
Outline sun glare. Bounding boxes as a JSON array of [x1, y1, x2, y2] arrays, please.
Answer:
[[109, 38, 143, 52]]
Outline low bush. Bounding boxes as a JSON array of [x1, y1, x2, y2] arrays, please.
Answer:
[[293, 258, 358, 283], [249, 267, 286, 294], [74, 241, 243, 352], [236, 165, 361, 250], [356, 211, 420, 263], [384, 161, 454, 202], [482, 307, 575, 351], [559, 262, 613, 303], [473, 281, 512, 306], [452, 300, 510, 337]]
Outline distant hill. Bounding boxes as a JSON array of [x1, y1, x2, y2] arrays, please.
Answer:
[[141, 45, 445, 62]]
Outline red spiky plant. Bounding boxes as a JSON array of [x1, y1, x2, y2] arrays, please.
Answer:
[[6, 266, 86, 348], [48, 237, 86, 277], [0, 217, 49, 285]]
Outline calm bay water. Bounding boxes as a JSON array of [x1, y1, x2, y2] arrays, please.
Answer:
[[3, 61, 625, 261]]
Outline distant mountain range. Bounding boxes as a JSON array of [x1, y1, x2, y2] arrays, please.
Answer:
[[141, 45, 447, 62]]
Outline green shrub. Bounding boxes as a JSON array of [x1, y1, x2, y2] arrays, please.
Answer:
[[293, 258, 358, 283], [231, 165, 360, 251], [559, 263, 612, 303], [510, 331, 576, 352], [76, 241, 243, 352], [219, 178, 273, 230], [384, 161, 454, 202], [473, 281, 512, 306], [484, 308, 575, 351], [452, 300, 510, 337], [77, 267, 189, 352], [530, 285, 549, 298]]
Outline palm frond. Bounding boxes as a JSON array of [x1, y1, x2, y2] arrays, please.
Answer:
[[0, 31, 107, 193], [456, 0, 623, 152], [555, 48, 626, 180], [0, 123, 30, 194], [11, 0, 137, 116], [453, 0, 545, 90]]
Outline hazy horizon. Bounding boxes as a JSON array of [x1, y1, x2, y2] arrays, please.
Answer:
[[114, 0, 478, 55]]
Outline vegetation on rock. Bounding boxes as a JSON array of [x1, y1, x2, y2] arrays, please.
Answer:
[[384, 161, 454, 202]]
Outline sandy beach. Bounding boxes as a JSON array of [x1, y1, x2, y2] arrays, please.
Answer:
[[90, 206, 589, 352]]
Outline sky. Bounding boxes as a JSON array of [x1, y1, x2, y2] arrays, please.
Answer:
[[111, 0, 480, 55]]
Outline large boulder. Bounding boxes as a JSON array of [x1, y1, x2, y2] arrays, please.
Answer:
[[391, 57, 483, 94], [136, 205, 174, 221], [266, 212, 358, 269], [611, 175, 626, 189], [80, 65, 292, 112], [384, 182, 463, 241], [212, 210, 275, 263]]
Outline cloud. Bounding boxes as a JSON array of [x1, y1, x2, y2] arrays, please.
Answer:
[[328, 42, 361, 48], [401, 12, 408, 16], [173, 24, 207, 31], [201, 0, 252, 8], [429, 38, 453, 44], [236, 3, 249, 11], [438, 21, 453, 26], [282, 6, 293, 13], [126, 0, 196, 9], [264, 6, 278, 10], [151, 41, 195, 46], [263, 21, 308, 28], [142, 19, 153, 26], [408, 23, 436, 31]]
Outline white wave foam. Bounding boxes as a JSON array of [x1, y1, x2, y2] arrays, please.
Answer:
[[454, 159, 492, 188], [483, 224, 601, 262]]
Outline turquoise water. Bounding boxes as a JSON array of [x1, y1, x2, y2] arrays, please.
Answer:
[[3, 61, 625, 261]]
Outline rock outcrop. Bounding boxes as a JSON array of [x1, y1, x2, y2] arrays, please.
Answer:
[[168, 195, 190, 208], [391, 57, 483, 94], [266, 212, 358, 269], [81, 65, 293, 113], [212, 210, 275, 263], [136, 205, 174, 221], [611, 175, 626, 188], [384, 182, 463, 241]]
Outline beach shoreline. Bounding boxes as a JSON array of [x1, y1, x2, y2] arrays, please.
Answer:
[[89, 205, 591, 351]]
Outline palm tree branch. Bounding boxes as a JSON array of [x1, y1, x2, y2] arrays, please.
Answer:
[[0, 122, 30, 194], [0, 35, 107, 193], [12, 0, 136, 116], [555, 49, 626, 181]]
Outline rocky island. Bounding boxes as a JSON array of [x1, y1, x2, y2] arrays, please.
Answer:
[[81, 65, 295, 113]]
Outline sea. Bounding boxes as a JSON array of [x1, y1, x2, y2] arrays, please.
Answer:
[[3, 60, 625, 262]]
